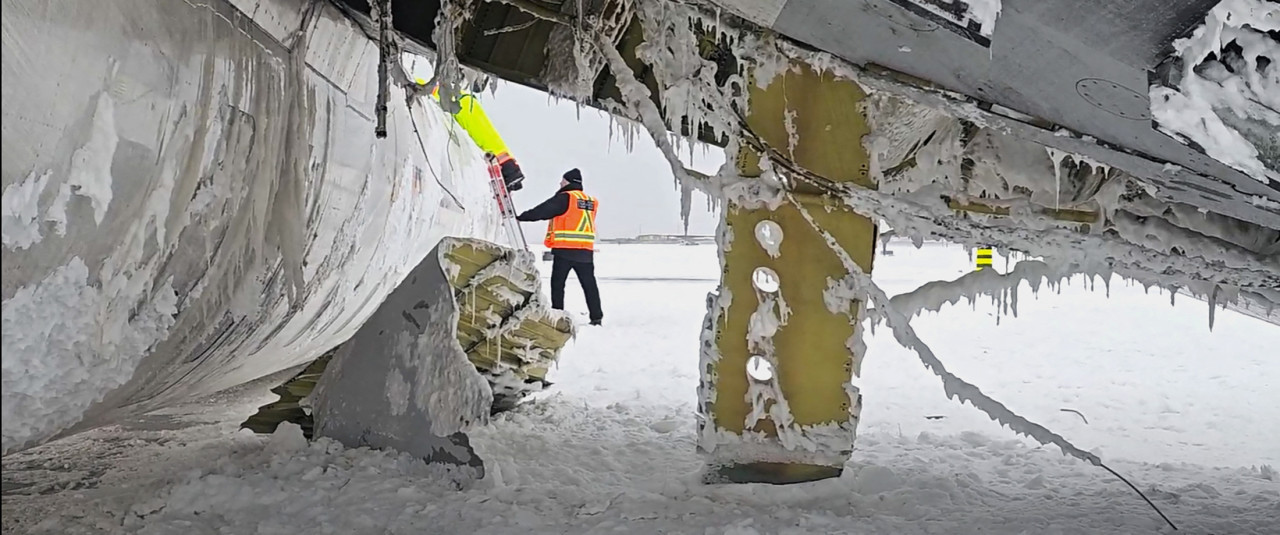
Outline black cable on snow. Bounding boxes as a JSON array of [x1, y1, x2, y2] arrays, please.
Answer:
[[1102, 463, 1179, 531], [786, 191, 1179, 532]]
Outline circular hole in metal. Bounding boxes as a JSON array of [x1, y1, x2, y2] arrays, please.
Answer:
[[754, 220, 783, 249], [746, 355, 775, 382], [752, 266, 780, 293]]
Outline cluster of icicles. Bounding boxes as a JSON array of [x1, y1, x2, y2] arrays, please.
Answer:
[[560, 0, 1277, 472], [429, 0, 1271, 476]]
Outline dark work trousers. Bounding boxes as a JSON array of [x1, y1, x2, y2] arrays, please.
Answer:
[[549, 254, 603, 321]]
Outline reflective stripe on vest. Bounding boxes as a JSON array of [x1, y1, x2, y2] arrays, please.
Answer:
[[545, 191, 598, 250]]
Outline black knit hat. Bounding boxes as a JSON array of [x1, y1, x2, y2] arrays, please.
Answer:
[[563, 168, 583, 184]]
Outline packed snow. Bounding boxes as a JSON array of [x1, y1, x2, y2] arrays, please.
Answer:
[[1, 256, 180, 456], [4, 242, 1278, 535]]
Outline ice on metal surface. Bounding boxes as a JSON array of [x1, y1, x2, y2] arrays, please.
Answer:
[[1, 0, 505, 454], [1150, 0, 1279, 184]]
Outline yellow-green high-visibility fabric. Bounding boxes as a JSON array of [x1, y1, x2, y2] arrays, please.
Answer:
[[430, 86, 510, 159]]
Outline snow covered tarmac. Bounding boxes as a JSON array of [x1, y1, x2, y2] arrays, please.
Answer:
[[3, 242, 1278, 534]]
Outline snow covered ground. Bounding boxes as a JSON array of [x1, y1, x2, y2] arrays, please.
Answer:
[[3, 242, 1278, 534]]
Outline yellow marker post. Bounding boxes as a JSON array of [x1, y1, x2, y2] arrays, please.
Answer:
[[976, 247, 994, 271]]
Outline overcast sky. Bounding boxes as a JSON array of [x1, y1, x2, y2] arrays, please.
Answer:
[[408, 56, 724, 240], [484, 81, 725, 240]]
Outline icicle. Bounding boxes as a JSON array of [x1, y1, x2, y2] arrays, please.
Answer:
[[590, 27, 727, 200], [607, 114, 615, 148], [878, 257, 1078, 328], [788, 194, 1103, 467], [995, 289, 1003, 326], [679, 180, 694, 234], [1011, 280, 1020, 317], [1208, 284, 1218, 331], [1046, 147, 1067, 210]]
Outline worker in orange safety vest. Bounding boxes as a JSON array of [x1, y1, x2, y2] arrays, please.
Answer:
[[515, 168, 603, 325]]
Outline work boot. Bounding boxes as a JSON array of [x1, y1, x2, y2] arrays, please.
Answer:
[[589, 318, 602, 326]]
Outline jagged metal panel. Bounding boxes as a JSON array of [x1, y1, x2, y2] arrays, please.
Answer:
[[310, 239, 489, 472], [715, 0, 1280, 223], [240, 238, 573, 438]]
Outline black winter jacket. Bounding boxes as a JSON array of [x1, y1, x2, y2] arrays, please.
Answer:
[[517, 184, 594, 263]]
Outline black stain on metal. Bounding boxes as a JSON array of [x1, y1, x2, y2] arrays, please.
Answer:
[[401, 310, 422, 330], [883, 0, 991, 47]]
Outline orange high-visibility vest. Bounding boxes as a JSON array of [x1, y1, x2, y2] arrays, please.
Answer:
[[545, 191, 598, 250]]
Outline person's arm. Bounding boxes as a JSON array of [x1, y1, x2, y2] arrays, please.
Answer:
[[516, 193, 570, 222]]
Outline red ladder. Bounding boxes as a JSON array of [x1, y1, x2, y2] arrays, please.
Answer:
[[487, 155, 528, 251]]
